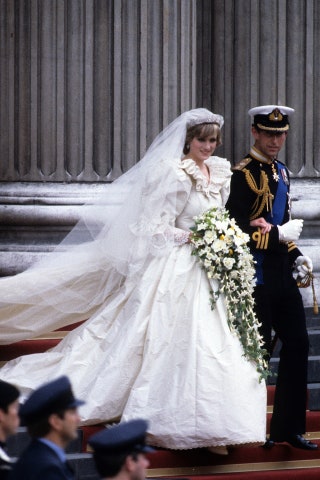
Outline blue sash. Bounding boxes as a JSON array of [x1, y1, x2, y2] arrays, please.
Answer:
[[266, 162, 288, 225], [254, 162, 288, 284]]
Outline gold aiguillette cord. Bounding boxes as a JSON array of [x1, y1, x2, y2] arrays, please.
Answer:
[[297, 268, 318, 315], [311, 273, 319, 315]]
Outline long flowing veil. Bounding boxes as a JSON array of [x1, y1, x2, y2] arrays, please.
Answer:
[[0, 108, 224, 344]]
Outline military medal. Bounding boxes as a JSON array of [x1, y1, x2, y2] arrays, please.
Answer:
[[271, 161, 279, 182], [287, 192, 292, 219], [281, 168, 289, 185]]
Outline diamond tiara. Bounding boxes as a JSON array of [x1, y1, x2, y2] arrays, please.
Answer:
[[188, 113, 224, 128]]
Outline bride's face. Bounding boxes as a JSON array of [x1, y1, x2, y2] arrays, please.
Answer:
[[188, 134, 218, 163]]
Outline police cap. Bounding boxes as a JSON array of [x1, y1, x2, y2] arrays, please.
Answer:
[[20, 375, 85, 423], [88, 419, 155, 455]]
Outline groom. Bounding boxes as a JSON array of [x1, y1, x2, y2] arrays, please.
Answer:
[[226, 105, 317, 451]]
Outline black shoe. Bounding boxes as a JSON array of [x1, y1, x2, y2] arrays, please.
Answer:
[[262, 439, 275, 449], [269, 434, 318, 451], [284, 435, 318, 450]]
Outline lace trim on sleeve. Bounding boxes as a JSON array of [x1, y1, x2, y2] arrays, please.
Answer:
[[173, 227, 190, 245]]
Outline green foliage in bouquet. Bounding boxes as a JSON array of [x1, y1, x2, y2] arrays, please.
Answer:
[[190, 207, 270, 381]]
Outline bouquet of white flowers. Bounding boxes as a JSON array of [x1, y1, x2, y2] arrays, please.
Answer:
[[190, 206, 269, 380]]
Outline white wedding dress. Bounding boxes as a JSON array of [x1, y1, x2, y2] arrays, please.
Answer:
[[0, 156, 266, 449]]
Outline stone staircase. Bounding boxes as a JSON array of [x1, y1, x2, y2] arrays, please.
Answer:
[[269, 307, 320, 411], [5, 392, 320, 480], [2, 307, 320, 479]]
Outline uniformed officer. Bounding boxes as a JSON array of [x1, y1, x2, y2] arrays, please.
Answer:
[[88, 419, 155, 480], [226, 105, 317, 450], [9, 375, 85, 479], [0, 381, 20, 480]]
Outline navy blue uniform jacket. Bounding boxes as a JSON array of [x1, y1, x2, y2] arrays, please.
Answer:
[[8, 439, 74, 480]]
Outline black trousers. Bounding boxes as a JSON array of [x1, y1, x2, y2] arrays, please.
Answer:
[[254, 266, 309, 439]]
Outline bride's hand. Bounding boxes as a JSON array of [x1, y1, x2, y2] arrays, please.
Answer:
[[250, 217, 272, 234]]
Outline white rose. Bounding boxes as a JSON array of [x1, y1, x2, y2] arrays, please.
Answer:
[[212, 239, 226, 252], [223, 257, 236, 270], [204, 230, 215, 243]]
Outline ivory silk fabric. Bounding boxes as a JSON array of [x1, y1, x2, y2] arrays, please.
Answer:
[[0, 157, 266, 449]]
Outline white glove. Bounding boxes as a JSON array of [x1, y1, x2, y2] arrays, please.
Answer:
[[278, 219, 303, 243], [295, 255, 313, 274]]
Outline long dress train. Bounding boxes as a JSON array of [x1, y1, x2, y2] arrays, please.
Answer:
[[0, 157, 266, 449]]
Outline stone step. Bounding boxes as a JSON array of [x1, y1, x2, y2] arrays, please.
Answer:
[[304, 307, 320, 328], [268, 355, 320, 410], [306, 356, 320, 384], [269, 355, 320, 383], [63, 453, 99, 480], [5, 387, 275, 459], [7, 418, 320, 480], [272, 331, 320, 358], [3, 308, 320, 479], [308, 383, 320, 411], [8, 408, 320, 457], [269, 307, 320, 411], [308, 330, 320, 356]]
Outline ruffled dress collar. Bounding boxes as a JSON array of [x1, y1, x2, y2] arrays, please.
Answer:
[[180, 156, 231, 197]]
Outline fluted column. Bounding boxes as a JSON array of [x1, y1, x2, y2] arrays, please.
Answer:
[[0, 0, 197, 182], [0, 0, 198, 275], [200, 0, 320, 177], [197, 0, 320, 308]]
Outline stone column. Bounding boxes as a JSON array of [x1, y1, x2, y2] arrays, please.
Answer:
[[0, 0, 197, 182], [197, 0, 320, 307], [0, 0, 198, 273], [199, 0, 320, 177]]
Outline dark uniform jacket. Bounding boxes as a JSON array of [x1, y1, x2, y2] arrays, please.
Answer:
[[226, 146, 301, 285], [8, 439, 74, 480], [0, 444, 14, 480]]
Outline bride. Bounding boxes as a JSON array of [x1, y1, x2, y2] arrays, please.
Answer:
[[0, 108, 266, 451]]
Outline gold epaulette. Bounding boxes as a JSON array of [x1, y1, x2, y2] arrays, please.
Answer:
[[232, 157, 252, 171]]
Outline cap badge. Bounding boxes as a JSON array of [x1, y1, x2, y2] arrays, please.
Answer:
[[269, 108, 283, 122]]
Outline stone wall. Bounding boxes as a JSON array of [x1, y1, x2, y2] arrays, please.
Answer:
[[0, 0, 319, 306], [291, 179, 320, 307], [199, 0, 320, 178], [0, 0, 197, 182]]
